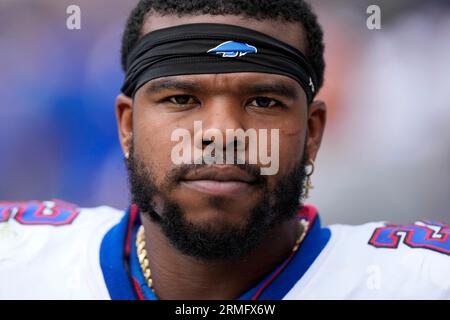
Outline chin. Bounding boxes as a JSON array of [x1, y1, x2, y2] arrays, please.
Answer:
[[177, 201, 257, 227], [172, 185, 261, 215]]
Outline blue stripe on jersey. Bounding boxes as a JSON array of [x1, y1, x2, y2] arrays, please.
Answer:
[[99, 207, 137, 300], [239, 216, 330, 300]]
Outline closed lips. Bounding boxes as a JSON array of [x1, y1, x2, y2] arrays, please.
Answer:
[[181, 166, 257, 196]]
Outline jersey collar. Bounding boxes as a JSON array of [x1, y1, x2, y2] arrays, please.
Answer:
[[100, 204, 330, 300]]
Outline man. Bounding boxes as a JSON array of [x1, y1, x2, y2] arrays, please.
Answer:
[[0, 0, 449, 300]]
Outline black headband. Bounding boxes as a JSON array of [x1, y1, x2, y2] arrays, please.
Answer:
[[122, 23, 318, 103]]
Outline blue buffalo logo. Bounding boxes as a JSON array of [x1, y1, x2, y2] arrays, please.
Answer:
[[207, 41, 258, 58]]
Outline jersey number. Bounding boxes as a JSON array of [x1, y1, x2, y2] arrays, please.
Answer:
[[0, 200, 79, 226], [369, 222, 450, 256]]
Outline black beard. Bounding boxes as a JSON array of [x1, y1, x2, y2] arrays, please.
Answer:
[[126, 144, 308, 262]]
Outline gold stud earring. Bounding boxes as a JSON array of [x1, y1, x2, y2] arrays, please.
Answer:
[[305, 159, 315, 198]]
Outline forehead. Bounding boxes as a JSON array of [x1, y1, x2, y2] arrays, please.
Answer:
[[141, 13, 307, 53]]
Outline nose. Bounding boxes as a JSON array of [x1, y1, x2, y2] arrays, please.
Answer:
[[194, 97, 247, 157]]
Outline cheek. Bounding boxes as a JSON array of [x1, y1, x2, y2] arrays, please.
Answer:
[[281, 134, 304, 175], [264, 132, 304, 192], [272, 117, 306, 177], [133, 108, 180, 185], [280, 126, 305, 155], [251, 116, 305, 192]]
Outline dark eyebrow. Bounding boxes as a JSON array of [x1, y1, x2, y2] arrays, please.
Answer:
[[243, 83, 299, 100], [144, 79, 202, 95], [143, 78, 299, 100]]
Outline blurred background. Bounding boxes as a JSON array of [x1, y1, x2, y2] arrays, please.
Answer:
[[0, 0, 449, 225]]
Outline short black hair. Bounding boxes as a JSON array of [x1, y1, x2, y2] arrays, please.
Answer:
[[121, 0, 325, 92]]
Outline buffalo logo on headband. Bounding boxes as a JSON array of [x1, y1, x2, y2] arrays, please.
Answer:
[[207, 41, 257, 58]]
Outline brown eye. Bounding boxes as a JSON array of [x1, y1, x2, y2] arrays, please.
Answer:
[[248, 97, 278, 108], [169, 95, 197, 105]]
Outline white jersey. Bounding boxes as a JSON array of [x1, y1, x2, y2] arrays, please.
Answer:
[[0, 200, 449, 299]]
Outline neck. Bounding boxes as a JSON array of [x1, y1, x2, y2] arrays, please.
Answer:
[[140, 213, 302, 300]]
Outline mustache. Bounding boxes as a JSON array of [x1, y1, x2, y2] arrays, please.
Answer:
[[166, 162, 267, 187]]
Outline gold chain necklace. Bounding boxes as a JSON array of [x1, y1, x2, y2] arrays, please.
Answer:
[[136, 226, 154, 291], [136, 219, 309, 292]]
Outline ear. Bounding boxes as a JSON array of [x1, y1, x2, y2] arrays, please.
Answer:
[[115, 94, 133, 157], [306, 100, 327, 162]]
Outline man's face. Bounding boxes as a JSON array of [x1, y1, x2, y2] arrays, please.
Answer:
[[117, 14, 325, 260]]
